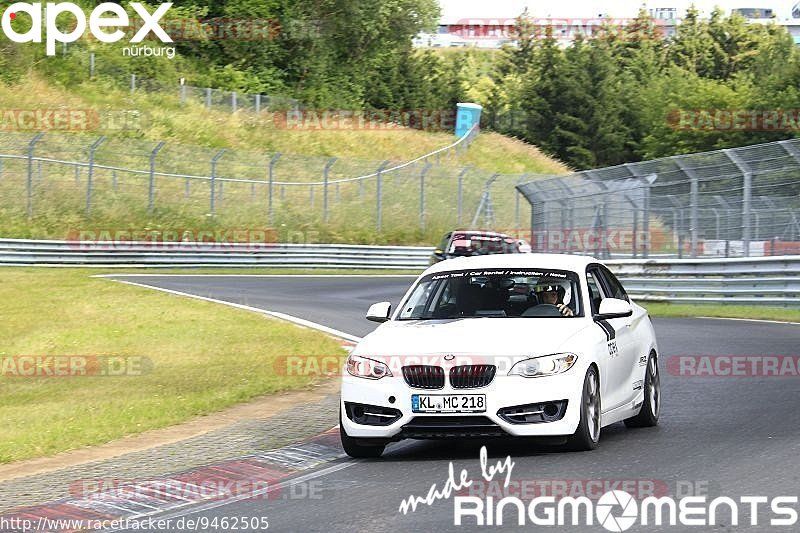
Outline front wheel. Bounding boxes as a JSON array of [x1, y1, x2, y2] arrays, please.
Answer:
[[566, 366, 601, 451], [625, 352, 660, 428], [339, 414, 386, 458]]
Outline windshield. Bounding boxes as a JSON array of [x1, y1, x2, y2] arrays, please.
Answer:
[[447, 233, 518, 256], [397, 269, 583, 320]]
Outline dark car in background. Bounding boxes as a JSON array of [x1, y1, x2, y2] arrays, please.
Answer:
[[430, 230, 530, 264]]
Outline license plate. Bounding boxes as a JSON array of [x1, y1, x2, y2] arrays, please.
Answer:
[[411, 394, 486, 413]]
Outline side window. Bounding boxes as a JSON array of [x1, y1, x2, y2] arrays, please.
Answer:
[[598, 266, 629, 302], [437, 233, 451, 254], [586, 271, 606, 315]]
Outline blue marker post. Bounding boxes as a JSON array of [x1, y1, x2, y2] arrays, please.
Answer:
[[455, 103, 483, 137]]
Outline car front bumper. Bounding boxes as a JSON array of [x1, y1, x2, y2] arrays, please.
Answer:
[[340, 369, 585, 440]]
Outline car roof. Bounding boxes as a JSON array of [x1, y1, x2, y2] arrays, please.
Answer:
[[424, 253, 600, 275], [449, 230, 512, 238]]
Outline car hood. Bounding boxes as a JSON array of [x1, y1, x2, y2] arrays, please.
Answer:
[[354, 318, 591, 360]]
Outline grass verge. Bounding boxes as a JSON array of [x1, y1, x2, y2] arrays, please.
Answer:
[[641, 302, 800, 322], [0, 268, 346, 464], [0, 77, 568, 245]]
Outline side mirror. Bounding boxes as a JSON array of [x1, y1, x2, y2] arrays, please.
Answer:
[[366, 301, 392, 323], [594, 298, 633, 321]]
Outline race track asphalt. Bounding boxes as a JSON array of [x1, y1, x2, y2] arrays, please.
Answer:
[[108, 275, 800, 532]]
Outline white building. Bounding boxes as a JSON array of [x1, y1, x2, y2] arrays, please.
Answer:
[[414, 1, 800, 48]]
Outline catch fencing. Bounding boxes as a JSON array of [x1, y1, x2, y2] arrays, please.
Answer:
[[517, 139, 800, 259], [0, 126, 539, 241]]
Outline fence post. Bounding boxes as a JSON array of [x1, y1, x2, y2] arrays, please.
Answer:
[[376, 161, 389, 232], [231, 91, 237, 113], [255, 94, 261, 113], [210, 149, 226, 215], [131, 74, 136, 94], [85, 136, 106, 215], [675, 160, 700, 258], [205, 88, 212, 109], [112, 170, 117, 192], [89, 52, 95, 78], [148, 141, 166, 214], [26, 133, 45, 218], [724, 149, 753, 257], [628, 167, 656, 259], [419, 163, 431, 230], [323, 158, 336, 224], [309, 185, 314, 207], [515, 176, 526, 231], [180, 82, 186, 104], [268, 153, 281, 224], [456, 167, 470, 226], [74, 165, 80, 184]]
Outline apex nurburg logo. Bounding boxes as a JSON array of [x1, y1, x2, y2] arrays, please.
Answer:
[[1, 2, 173, 55]]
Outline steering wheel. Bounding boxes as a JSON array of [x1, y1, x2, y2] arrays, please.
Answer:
[[521, 304, 562, 317]]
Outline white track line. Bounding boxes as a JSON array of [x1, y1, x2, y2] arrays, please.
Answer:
[[698, 316, 800, 325], [103, 278, 363, 343]]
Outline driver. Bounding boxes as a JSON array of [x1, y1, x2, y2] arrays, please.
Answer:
[[533, 277, 574, 317]]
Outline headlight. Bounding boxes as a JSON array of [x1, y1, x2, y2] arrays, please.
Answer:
[[508, 353, 577, 378], [346, 354, 392, 380]]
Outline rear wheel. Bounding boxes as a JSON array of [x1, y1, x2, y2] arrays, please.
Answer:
[[339, 413, 386, 458], [625, 352, 660, 428], [566, 366, 601, 451]]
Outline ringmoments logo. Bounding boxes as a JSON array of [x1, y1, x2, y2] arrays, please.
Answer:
[[1, 2, 173, 55]]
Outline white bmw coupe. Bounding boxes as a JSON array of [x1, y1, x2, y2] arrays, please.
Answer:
[[340, 254, 660, 457]]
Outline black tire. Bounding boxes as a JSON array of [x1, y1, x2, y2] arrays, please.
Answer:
[[339, 414, 386, 458], [625, 352, 661, 428], [566, 366, 601, 451]]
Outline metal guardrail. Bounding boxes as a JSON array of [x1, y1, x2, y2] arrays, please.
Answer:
[[0, 239, 797, 305], [605, 256, 800, 306], [0, 239, 432, 269]]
